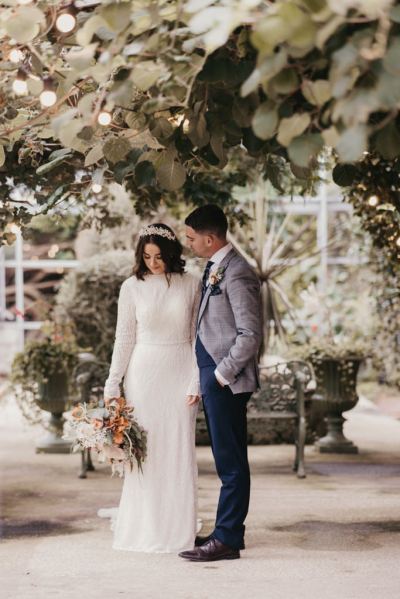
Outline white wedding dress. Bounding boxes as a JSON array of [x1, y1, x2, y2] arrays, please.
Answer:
[[103, 272, 201, 553]]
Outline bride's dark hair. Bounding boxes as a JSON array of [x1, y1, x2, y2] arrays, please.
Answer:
[[133, 223, 185, 280]]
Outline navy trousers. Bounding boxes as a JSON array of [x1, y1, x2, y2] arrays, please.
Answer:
[[196, 336, 251, 550]]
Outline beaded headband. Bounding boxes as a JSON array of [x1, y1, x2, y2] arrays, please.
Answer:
[[139, 225, 177, 241]]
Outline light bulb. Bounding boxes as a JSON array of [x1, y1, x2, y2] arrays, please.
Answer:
[[12, 78, 28, 95], [396, 237, 400, 247], [17, 0, 33, 4], [9, 49, 24, 63], [40, 90, 57, 107], [55, 12, 77, 33], [97, 110, 112, 126], [368, 195, 379, 207], [91, 183, 102, 193]]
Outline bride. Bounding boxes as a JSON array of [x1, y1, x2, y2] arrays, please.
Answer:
[[103, 223, 201, 553]]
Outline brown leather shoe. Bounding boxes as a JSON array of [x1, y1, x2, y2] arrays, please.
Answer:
[[179, 538, 240, 562], [195, 535, 245, 549], [194, 534, 212, 547]]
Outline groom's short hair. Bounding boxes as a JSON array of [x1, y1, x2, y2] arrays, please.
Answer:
[[185, 204, 228, 239]]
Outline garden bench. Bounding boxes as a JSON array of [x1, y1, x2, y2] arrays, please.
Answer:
[[249, 360, 315, 479]]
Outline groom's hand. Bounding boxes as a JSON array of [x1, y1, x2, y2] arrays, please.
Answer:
[[187, 394, 201, 406]]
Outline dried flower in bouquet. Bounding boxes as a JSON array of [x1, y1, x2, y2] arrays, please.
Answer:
[[64, 397, 147, 477]]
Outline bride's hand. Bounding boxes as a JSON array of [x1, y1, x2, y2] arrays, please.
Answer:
[[187, 394, 201, 406]]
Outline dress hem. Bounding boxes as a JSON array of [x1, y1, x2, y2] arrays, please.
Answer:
[[112, 544, 194, 554]]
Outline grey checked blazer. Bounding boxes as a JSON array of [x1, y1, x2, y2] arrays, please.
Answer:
[[197, 248, 262, 394]]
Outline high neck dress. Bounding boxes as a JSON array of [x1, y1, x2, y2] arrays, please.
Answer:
[[103, 271, 201, 553]]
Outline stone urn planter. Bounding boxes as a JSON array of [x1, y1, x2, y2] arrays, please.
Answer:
[[10, 323, 79, 454], [35, 370, 72, 454], [312, 357, 362, 454]]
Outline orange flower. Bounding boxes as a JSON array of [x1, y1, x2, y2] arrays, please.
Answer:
[[111, 416, 129, 428], [113, 432, 124, 445], [91, 418, 103, 429]]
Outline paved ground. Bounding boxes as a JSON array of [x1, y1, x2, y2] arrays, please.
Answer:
[[1, 390, 400, 599]]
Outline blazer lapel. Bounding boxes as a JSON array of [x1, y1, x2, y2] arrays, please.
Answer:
[[197, 248, 236, 325]]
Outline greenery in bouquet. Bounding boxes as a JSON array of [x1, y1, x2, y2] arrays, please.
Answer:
[[64, 397, 147, 477], [11, 321, 80, 391]]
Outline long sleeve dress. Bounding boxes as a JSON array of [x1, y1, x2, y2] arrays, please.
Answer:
[[103, 271, 201, 553]]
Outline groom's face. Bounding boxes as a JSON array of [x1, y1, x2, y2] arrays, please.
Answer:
[[185, 226, 213, 258]]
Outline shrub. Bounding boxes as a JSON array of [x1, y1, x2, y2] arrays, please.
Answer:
[[55, 250, 134, 364]]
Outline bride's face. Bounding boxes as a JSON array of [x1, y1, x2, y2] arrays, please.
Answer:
[[143, 243, 166, 275]]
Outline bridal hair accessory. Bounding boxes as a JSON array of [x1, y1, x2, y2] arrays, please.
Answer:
[[139, 225, 176, 241]]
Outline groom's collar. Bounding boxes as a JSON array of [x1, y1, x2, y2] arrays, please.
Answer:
[[210, 242, 232, 265]]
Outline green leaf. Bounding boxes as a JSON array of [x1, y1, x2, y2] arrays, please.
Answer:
[[135, 161, 156, 188], [103, 137, 131, 164], [390, 5, 400, 23], [130, 62, 165, 92], [302, 79, 332, 106], [150, 118, 174, 143], [85, 144, 104, 167], [289, 18, 316, 50], [156, 153, 186, 191], [316, 15, 346, 49], [375, 123, 400, 160], [269, 69, 299, 95], [66, 44, 98, 71], [4, 7, 44, 43], [58, 120, 88, 153], [125, 111, 147, 131], [251, 15, 288, 55], [76, 15, 108, 46], [335, 125, 367, 162], [376, 203, 396, 212], [251, 102, 279, 140], [277, 113, 311, 146], [36, 154, 73, 175], [322, 126, 340, 147], [210, 133, 227, 167], [290, 163, 312, 180], [383, 38, 400, 77], [187, 113, 210, 148], [27, 77, 44, 96], [101, 4, 132, 32], [288, 133, 323, 167]]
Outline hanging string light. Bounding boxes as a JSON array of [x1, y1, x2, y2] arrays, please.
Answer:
[[97, 109, 112, 126], [55, 4, 77, 33], [368, 195, 379, 207], [39, 77, 57, 107], [12, 69, 28, 95], [91, 183, 102, 193]]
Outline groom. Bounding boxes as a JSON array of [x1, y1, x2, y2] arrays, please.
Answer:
[[181, 204, 262, 562]]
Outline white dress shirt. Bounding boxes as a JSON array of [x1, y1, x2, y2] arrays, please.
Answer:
[[207, 242, 233, 387]]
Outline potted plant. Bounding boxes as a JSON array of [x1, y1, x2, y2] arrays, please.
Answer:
[[11, 321, 80, 453], [292, 283, 372, 453]]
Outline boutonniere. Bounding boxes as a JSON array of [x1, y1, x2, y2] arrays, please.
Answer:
[[208, 266, 225, 288]]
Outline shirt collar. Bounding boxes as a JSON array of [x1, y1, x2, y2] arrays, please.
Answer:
[[210, 242, 232, 266]]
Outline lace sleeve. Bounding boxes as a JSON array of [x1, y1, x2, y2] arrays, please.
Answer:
[[104, 279, 136, 399], [186, 276, 201, 396]]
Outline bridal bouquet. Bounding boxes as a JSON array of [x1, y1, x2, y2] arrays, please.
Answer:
[[64, 397, 147, 477]]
